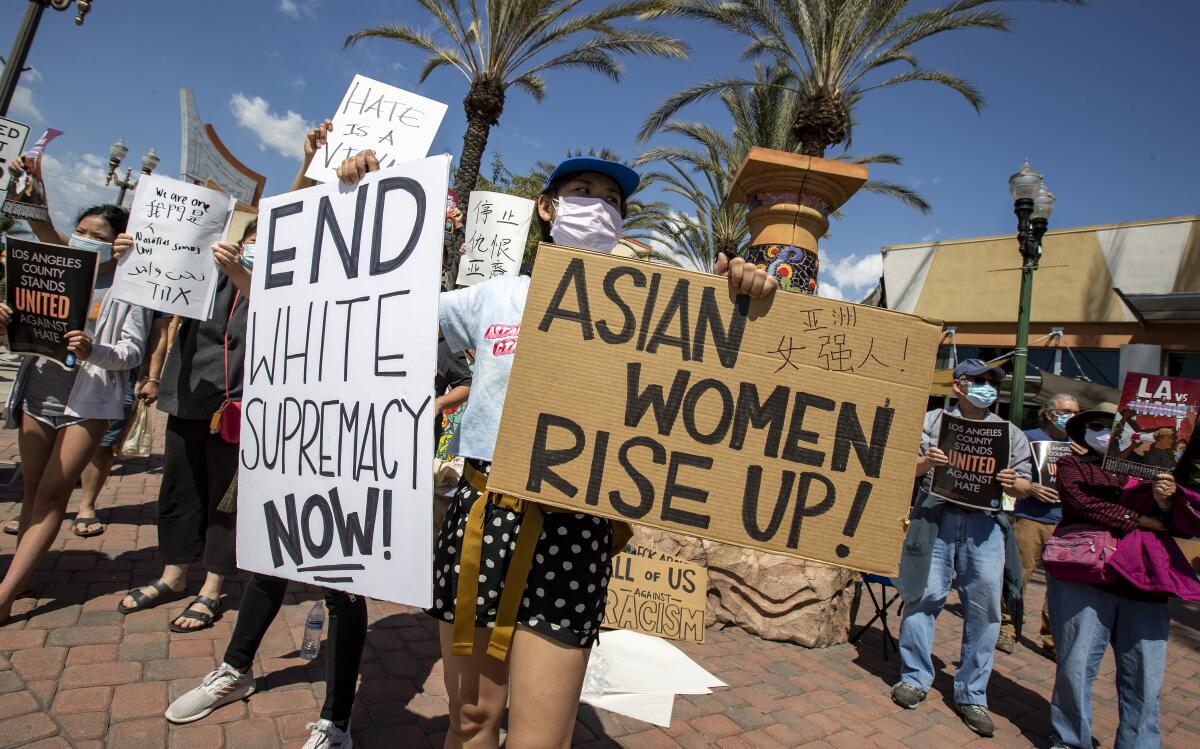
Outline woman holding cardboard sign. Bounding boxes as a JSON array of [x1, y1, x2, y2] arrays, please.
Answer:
[[336, 150, 777, 749], [0, 203, 153, 623]]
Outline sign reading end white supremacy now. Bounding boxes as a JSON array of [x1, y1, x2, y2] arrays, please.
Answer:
[[237, 156, 449, 606], [490, 246, 943, 576]]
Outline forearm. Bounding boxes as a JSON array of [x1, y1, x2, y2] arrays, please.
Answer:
[[146, 318, 171, 380], [226, 266, 252, 298], [1004, 477, 1034, 498], [28, 218, 66, 245], [291, 156, 317, 192], [436, 385, 470, 414]]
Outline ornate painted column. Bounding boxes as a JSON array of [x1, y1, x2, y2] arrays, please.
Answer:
[[729, 147, 868, 294], [639, 148, 872, 648]]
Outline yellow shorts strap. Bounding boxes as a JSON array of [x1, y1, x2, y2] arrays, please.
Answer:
[[486, 500, 544, 661], [450, 492, 489, 657]]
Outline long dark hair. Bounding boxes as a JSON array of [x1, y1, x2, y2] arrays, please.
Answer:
[[75, 204, 129, 237]]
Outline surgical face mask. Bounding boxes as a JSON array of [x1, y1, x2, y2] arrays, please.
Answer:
[[550, 196, 623, 253], [241, 242, 256, 270], [964, 382, 997, 409], [69, 233, 113, 263], [1053, 412, 1073, 431], [1084, 428, 1110, 454]]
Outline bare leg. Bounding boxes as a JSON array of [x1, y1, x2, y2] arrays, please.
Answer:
[[506, 626, 590, 749], [439, 622, 510, 749], [170, 570, 226, 630], [0, 419, 107, 620], [77, 444, 115, 532], [120, 563, 189, 610]]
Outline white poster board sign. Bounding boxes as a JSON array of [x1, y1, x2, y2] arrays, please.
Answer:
[[112, 174, 235, 319], [237, 155, 449, 606], [0, 116, 31, 194], [304, 74, 448, 185], [455, 190, 534, 286]]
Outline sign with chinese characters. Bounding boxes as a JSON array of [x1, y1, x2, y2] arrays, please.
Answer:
[[304, 74, 448, 185], [489, 245, 942, 576], [0, 116, 31, 194], [455, 190, 534, 286], [604, 545, 707, 642], [111, 174, 235, 320], [237, 156, 449, 607]]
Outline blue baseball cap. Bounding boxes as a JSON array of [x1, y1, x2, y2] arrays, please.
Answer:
[[543, 157, 640, 201], [953, 358, 1006, 381]]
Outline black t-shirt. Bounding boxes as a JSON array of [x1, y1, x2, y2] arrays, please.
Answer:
[[158, 274, 248, 420], [435, 338, 472, 395]]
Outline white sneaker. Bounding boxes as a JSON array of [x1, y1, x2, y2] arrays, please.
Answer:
[[164, 663, 256, 724], [301, 719, 352, 749]]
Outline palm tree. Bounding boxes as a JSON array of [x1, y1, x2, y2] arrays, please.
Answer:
[[637, 65, 928, 271], [642, 0, 1079, 157], [345, 0, 689, 205]]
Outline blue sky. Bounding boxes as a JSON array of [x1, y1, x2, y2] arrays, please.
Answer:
[[4, 0, 1198, 300]]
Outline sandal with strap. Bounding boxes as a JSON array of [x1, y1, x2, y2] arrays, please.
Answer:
[[170, 595, 222, 633], [2, 520, 18, 535], [118, 579, 184, 615], [73, 515, 105, 538]]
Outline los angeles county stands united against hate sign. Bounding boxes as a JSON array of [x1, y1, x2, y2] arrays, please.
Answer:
[[236, 156, 449, 606], [930, 413, 1010, 510], [488, 246, 944, 576], [3, 237, 97, 368]]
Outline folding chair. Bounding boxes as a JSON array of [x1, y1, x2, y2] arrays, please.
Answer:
[[849, 573, 904, 660]]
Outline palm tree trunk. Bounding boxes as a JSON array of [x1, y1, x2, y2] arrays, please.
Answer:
[[453, 109, 493, 211], [444, 81, 505, 289]]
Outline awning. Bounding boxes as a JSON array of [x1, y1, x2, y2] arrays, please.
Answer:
[[1036, 370, 1120, 409], [1115, 289, 1200, 323]]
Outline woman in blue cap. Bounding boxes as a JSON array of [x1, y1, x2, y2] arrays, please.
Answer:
[[337, 150, 777, 749]]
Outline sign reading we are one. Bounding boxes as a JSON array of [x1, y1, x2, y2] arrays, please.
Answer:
[[489, 246, 942, 576]]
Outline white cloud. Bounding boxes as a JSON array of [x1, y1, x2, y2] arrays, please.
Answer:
[[278, 0, 317, 17], [919, 227, 942, 243], [229, 93, 312, 160], [10, 85, 42, 121], [22, 66, 44, 84], [39, 152, 119, 232], [824, 252, 883, 292], [289, 76, 306, 90], [818, 282, 846, 300]]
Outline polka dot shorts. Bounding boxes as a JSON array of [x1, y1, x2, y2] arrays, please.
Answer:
[[426, 460, 613, 648]]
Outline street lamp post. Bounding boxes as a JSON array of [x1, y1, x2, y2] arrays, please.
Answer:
[[1007, 161, 1056, 427], [105, 138, 159, 207], [0, 1, 92, 117]]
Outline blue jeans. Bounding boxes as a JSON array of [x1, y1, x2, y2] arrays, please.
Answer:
[[897, 506, 1004, 706], [1047, 577, 1168, 749]]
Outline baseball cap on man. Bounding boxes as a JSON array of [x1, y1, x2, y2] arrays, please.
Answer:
[[543, 157, 640, 201], [953, 358, 1006, 382]]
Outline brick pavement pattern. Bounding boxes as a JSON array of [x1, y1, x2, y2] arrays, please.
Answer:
[[0, 414, 1198, 748]]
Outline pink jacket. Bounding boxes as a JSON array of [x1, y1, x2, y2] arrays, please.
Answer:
[[1108, 481, 1200, 602]]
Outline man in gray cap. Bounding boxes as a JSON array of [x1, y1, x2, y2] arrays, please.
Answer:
[[891, 359, 1034, 739]]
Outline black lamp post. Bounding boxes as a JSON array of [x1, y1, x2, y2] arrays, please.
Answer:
[[0, 1, 92, 117], [1007, 160, 1056, 426], [105, 137, 159, 207]]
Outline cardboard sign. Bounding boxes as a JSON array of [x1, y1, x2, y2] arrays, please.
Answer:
[[487, 245, 942, 576], [1105, 372, 1200, 479], [1, 128, 61, 223], [112, 175, 235, 320], [304, 74, 448, 185], [0, 116, 31, 194], [3, 237, 97, 369], [1030, 440, 1073, 486], [604, 545, 707, 642], [237, 155, 450, 607], [455, 191, 534, 286], [930, 413, 1009, 510]]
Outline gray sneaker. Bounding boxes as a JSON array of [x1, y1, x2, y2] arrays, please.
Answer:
[[165, 663, 255, 723], [890, 681, 927, 709], [955, 703, 995, 737]]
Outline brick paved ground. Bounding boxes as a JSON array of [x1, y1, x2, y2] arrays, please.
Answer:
[[0, 415, 1197, 748]]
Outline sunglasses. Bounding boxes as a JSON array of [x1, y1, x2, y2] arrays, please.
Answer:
[[957, 376, 996, 386], [1085, 422, 1110, 432]]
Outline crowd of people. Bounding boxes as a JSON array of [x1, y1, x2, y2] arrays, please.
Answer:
[[0, 121, 1197, 749]]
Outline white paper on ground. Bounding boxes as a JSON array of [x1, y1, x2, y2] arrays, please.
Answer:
[[581, 692, 676, 728]]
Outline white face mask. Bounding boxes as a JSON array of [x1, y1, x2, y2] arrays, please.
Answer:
[[1084, 429, 1111, 454], [241, 242, 256, 270], [69, 233, 113, 264], [550, 196, 623, 253]]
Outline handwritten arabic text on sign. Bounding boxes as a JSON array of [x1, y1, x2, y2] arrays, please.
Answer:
[[112, 175, 234, 320]]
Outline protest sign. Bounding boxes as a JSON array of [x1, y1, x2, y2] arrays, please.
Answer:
[[304, 74, 448, 185], [455, 191, 534, 286], [930, 413, 1009, 510], [237, 155, 450, 606], [3, 237, 97, 368], [488, 245, 942, 576], [0, 116, 31, 194], [604, 545, 707, 642], [1, 128, 61, 223], [1030, 440, 1073, 486], [111, 175, 235, 320], [1105, 372, 1200, 479]]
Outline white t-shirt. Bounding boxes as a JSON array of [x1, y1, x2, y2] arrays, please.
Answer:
[[438, 275, 530, 462]]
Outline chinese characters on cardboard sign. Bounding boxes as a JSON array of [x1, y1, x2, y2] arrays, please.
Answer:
[[455, 191, 534, 286]]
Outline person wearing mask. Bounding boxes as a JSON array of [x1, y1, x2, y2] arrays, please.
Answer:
[[997, 393, 1080, 657], [891, 359, 1034, 738], [115, 219, 253, 632], [1048, 405, 1200, 749], [0, 203, 153, 621], [336, 150, 777, 749]]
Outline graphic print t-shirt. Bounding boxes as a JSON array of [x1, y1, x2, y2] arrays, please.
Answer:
[[438, 274, 530, 462]]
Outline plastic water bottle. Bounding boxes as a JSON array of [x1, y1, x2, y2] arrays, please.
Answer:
[[300, 601, 324, 661]]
